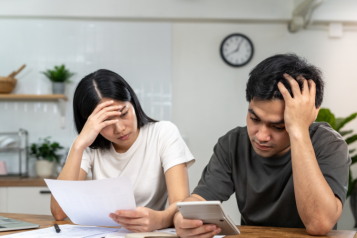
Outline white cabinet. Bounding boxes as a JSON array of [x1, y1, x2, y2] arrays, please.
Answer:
[[0, 186, 52, 215]]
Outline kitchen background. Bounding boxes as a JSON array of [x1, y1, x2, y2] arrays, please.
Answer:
[[1, 0, 357, 230]]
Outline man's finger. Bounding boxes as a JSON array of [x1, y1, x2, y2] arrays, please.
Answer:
[[179, 225, 219, 238], [283, 73, 301, 98], [308, 79, 316, 99], [180, 219, 203, 229], [191, 228, 221, 238], [277, 81, 291, 101], [297, 75, 309, 96]]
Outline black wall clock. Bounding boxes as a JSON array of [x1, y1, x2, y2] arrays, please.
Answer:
[[220, 33, 254, 67]]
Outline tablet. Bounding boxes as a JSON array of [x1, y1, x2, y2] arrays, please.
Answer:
[[0, 216, 39, 232], [177, 201, 240, 235]]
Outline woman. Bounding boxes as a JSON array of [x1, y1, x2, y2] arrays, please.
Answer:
[[50, 69, 194, 232]]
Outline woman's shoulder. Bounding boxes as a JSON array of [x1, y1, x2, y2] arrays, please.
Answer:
[[145, 121, 179, 133]]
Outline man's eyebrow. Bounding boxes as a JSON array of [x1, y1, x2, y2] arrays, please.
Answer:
[[270, 119, 285, 125], [248, 109, 259, 119], [248, 108, 284, 124], [119, 106, 127, 112]]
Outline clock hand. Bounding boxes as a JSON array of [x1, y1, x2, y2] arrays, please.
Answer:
[[227, 39, 244, 56]]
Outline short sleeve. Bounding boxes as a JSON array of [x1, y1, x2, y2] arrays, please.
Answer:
[[193, 134, 235, 202], [79, 147, 93, 174], [158, 121, 195, 173], [316, 138, 351, 206], [311, 123, 351, 206]]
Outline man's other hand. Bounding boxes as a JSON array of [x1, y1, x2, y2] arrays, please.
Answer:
[[174, 212, 221, 238]]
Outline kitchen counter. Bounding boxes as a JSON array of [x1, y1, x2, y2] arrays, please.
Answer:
[[0, 177, 51, 186]]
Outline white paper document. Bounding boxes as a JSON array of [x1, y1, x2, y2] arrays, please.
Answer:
[[2, 225, 120, 238], [45, 176, 136, 226]]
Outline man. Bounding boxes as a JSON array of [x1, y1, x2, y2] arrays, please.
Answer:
[[174, 54, 350, 236]]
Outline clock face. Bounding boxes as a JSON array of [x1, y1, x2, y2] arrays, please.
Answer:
[[220, 33, 254, 67]]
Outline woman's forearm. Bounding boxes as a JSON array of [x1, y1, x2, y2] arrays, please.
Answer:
[[57, 140, 86, 180], [51, 140, 86, 220], [158, 202, 180, 229]]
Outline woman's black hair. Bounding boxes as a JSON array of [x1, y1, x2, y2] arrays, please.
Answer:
[[246, 53, 324, 108], [73, 69, 157, 150]]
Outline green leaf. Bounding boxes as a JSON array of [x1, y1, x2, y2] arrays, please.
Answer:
[[340, 130, 353, 137], [350, 149, 356, 154], [316, 108, 336, 130], [40, 64, 75, 83], [346, 134, 357, 145], [352, 154, 357, 165], [336, 113, 357, 131]]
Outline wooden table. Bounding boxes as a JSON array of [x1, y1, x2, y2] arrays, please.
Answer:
[[0, 213, 356, 237]]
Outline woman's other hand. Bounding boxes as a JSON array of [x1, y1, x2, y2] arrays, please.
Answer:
[[109, 207, 163, 232], [75, 100, 122, 149]]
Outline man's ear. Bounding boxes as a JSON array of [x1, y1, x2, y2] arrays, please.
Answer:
[[315, 106, 321, 121]]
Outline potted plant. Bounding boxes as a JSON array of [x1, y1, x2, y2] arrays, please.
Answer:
[[41, 64, 75, 94], [315, 108, 357, 226], [29, 137, 64, 178]]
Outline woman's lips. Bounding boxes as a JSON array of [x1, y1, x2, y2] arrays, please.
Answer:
[[254, 141, 272, 151], [118, 133, 130, 140]]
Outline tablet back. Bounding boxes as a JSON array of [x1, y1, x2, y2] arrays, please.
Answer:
[[177, 201, 240, 235]]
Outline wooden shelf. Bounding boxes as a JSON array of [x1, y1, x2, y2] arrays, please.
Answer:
[[0, 177, 49, 186], [0, 94, 67, 101], [0, 94, 68, 128]]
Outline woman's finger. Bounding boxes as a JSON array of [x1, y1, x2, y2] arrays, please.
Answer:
[[113, 216, 146, 226], [93, 105, 123, 120], [116, 209, 146, 218], [91, 100, 115, 116], [97, 111, 122, 124]]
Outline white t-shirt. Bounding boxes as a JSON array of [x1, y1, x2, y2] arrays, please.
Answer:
[[79, 121, 195, 211]]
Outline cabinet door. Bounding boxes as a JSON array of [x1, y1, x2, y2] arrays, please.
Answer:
[[0, 187, 7, 212], [7, 186, 52, 215]]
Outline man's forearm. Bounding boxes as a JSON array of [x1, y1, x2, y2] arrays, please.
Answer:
[[161, 194, 206, 229], [290, 131, 341, 235]]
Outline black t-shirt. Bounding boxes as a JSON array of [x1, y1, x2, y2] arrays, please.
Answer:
[[193, 122, 351, 228]]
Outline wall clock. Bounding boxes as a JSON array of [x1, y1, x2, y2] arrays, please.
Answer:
[[220, 33, 254, 67]]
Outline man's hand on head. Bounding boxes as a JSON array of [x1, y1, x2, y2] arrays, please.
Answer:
[[277, 73, 319, 137]]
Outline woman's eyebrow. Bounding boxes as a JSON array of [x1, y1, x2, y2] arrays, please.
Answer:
[[119, 106, 127, 112]]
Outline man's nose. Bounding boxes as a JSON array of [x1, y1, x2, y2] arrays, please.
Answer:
[[256, 125, 271, 142]]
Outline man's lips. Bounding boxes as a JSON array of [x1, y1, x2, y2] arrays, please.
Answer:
[[254, 141, 272, 150]]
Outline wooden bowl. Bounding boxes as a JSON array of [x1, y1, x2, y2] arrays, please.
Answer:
[[0, 77, 17, 94]]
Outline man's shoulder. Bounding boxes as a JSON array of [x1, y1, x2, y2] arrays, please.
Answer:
[[309, 122, 344, 142], [222, 126, 248, 138], [217, 126, 249, 147]]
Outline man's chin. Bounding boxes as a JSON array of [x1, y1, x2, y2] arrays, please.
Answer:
[[252, 145, 275, 158]]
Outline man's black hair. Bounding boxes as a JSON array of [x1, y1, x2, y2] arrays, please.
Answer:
[[73, 69, 157, 150], [246, 53, 324, 108]]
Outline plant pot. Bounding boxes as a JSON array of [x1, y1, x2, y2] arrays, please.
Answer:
[[36, 160, 54, 178], [52, 82, 65, 94]]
